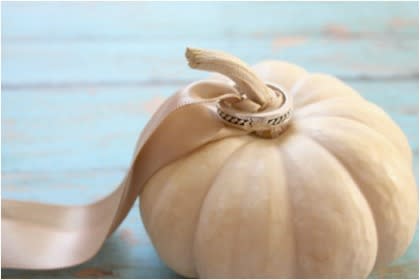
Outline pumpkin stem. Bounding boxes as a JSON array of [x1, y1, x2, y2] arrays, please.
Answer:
[[185, 47, 276, 111]]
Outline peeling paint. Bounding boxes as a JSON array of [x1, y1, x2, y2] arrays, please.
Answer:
[[389, 18, 418, 28], [74, 267, 114, 278], [323, 24, 351, 39], [272, 36, 307, 50]]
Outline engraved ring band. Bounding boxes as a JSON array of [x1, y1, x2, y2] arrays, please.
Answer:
[[216, 82, 293, 136]]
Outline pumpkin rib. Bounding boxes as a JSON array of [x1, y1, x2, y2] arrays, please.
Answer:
[[301, 133, 378, 277], [293, 95, 358, 114], [243, 141, 298, 278], [298, 131, 380, 268], [226, 141, 265, 276], [192, 139, 255, 277], [141, 156, 184, 235], [294, 113, 410, 164], [294, 116, 418, 268], [140, 150, 199, 276], [264, 150, 273, 276], [274, 140, 298, 278], [294, 95, 360, 111], [194, 140, 297, 277], [141, 136, 251, 277], [292, 74, 361, 108], [293, 98, 412, 161], [279, 132, 378, 277], [294, 86, 360, 109], [231, 141, 296, 277]]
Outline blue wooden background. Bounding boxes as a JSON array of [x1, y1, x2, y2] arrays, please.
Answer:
[[1, 2, 418, 278]]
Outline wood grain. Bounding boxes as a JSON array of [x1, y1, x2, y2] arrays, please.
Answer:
[[2, 2, 418, 40], [3, 38, 418, 87], [1, 1, 418, 278]]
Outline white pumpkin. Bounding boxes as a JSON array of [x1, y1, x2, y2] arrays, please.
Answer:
[[139, 48, 418, 278]]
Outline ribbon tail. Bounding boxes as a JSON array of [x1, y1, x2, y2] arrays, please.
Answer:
[[2, 80, 247, 270]]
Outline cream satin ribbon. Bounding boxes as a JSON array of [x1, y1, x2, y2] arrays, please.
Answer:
[[2, 80, 249, 269]]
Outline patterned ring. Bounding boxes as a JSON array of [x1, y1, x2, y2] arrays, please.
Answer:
[[216, 82, 293, 136]]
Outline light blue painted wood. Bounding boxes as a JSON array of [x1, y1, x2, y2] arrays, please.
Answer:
[[2, 82, 419, 278], [2, 2, 418, 40], [1, 2, 418, 86], [2, 82, 418, 174], [1, 1, 418, 278], [2, 38, 418, 86]]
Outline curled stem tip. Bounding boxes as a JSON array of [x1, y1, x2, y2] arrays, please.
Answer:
[[185, 47, 274, 108]]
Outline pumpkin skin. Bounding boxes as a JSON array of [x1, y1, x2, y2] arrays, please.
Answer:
[[139, 61, 418, 278]]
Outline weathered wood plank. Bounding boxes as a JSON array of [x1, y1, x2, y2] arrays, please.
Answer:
[[2, 2, 418, 41], [2, 2, 418, 278], [2, 2, 418, 86], [2, 81, 418, 175], [2, 38, 418, 86], [2, 81, 418, 278]]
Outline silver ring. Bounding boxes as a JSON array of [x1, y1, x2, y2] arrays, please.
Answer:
[[216, 82, 293, 137]]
